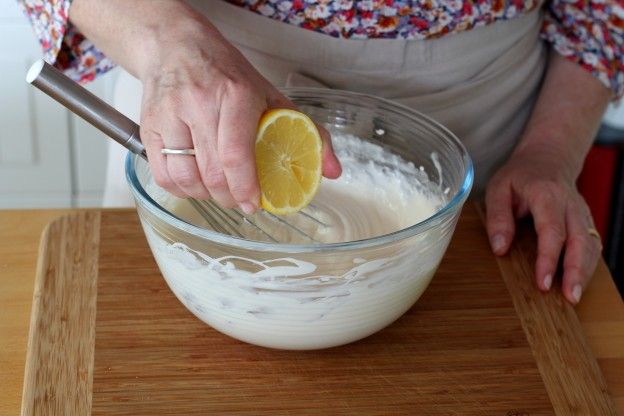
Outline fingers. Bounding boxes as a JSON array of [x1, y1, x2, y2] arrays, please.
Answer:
[[140, 126, 186, 198], [144, 80, 341, 209], [218, 87, 263, 214], [530, 189, 567, 292], [485, 179, 515, 256], [140, 94, 187, 198], [188, 101, 237, 208], [561, 200, 602, 304], [161, 116, 211, 200]]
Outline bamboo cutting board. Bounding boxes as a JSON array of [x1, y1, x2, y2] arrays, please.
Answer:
[[21, 205, 617, 415]]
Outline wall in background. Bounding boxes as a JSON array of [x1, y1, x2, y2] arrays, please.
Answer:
[[0, 0, 113, 208]]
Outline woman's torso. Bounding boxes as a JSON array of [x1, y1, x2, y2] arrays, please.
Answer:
[[106, 0, 547, 205], [190, 0, 547, 190]]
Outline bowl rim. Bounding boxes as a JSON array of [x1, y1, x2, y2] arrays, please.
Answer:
[[125, 87, 474, 253]]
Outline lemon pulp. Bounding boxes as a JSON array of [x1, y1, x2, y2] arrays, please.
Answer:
[[255, 109, 322, 215]]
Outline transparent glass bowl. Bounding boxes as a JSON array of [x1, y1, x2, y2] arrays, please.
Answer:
[[126, 88, 473, 350]]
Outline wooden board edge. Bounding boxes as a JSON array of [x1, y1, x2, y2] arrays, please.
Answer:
[[21, 211, 101, 416], [474, 202, 617, 415]]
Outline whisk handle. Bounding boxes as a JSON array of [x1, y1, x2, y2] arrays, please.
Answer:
[[26, 59, 147, 161]]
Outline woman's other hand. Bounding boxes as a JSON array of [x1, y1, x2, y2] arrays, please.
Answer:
[[484, 54, 610, 305], [485, 150, 602, 304], [70, 0, 341, 213]]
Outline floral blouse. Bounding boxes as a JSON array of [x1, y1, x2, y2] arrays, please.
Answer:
[[17, 0, 624, 97]]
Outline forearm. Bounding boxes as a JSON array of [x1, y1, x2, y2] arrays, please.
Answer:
[[512, 53, 610, 182], [68, 0, 211, 80]]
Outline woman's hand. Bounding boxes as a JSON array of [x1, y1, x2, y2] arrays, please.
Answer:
[[485, 149, 602, 304], [483, 54, 610, 305], [70, 0, 341, 213], [138, 19, 341, 213]]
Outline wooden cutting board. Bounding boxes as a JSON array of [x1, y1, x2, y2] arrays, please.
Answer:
[[21, 204, 617, 415]]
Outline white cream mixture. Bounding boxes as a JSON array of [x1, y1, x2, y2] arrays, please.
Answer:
[[141, 133, 454, 349], [147, 133, 445, 244]]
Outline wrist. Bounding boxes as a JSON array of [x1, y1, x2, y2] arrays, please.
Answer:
[[505, 54, 609, 186], [511, 135, 581, 184], [132, 2, 218, 80]]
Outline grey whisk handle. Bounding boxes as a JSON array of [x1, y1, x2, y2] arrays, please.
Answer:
[[26, 59, 147, 161]]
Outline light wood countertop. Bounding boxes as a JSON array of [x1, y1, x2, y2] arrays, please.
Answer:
[[1, 208, 623, 414]]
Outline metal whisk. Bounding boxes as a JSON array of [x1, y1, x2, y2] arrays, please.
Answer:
[[189, 199, 326, 242], [26, 60, 326, 243]]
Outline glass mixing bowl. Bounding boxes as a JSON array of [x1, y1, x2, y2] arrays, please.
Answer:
[[126, 88, 473, 350]]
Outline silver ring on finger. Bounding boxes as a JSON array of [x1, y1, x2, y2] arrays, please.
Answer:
[[161, 148, 196, 156]]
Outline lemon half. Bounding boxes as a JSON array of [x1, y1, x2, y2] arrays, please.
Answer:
[[255, 109, 322, 215]]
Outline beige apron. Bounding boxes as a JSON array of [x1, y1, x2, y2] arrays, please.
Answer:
[[105, 0, 546, 206]]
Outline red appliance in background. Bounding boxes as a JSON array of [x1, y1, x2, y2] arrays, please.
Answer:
[[577, 123, 624, 296], [578, 145, 619, 243]]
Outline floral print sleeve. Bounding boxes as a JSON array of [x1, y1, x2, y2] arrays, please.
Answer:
[[17, 0, 624, 96], [17, 0, 115, 83], [541, 0, 624, 98]]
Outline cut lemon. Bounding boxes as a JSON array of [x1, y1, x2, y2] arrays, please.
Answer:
[[255, 108, 322, 215]]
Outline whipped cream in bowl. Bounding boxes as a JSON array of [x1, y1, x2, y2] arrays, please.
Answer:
[[126, 88, 473, 350]]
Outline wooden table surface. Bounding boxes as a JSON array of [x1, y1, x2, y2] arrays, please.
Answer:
[[1, 208, 623, 414]]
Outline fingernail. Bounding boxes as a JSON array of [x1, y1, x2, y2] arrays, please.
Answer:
[[572, 284, 583, 304], [543, 274, 552, 290], [491, 234, 506, 253], [239, 202, 255, 215]]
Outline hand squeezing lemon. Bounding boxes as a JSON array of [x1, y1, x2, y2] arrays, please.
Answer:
[[255, 109, 323, 215]]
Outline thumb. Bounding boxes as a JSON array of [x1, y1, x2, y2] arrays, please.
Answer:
[[317, 124, 342, 179]]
